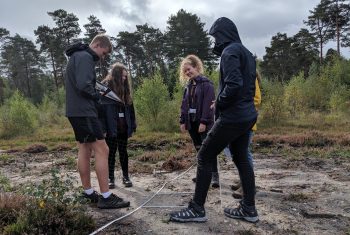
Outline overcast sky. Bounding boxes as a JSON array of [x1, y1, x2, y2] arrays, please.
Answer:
[[1, 0, 349, 58]]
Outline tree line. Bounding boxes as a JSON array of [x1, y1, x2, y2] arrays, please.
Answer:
[[0, 9, 213, 104], [261, 0, 350, 82], [0, 0, 349, 105]]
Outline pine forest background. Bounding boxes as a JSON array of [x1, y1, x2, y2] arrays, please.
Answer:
[[0, 0, 350, 140]]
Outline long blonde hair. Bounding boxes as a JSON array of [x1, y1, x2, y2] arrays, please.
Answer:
[[179, 54, 204, 85], [102, 62, 132, 105]]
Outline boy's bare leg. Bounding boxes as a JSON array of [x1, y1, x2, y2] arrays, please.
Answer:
[[77, 143, 93, 189], [91, 139, 110, 193]]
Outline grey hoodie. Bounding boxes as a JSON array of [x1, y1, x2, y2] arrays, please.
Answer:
[[65, 43, 101, 117]]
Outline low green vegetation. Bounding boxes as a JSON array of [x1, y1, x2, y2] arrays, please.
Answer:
[[0, 168, 95, 234], [1, 58, 349, 147]]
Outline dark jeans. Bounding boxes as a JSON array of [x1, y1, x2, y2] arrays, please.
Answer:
[[229, 130, 254, 168], [106, 133, 129, 181], [193, 118, 257, 207], [188, 121, 218, 173]]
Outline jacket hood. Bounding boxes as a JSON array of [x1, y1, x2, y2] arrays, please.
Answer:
[[65, 42, 99, 61], [194, 75, 212, 84], [209, 17, 241, 45]]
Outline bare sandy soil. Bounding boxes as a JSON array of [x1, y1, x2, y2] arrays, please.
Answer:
[[1, 146, 349, 235]]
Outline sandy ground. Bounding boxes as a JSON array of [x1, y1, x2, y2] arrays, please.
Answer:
[[1, 149, 349, 235]]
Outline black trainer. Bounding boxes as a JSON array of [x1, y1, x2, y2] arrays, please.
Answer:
[[97, 193, 130, 209], [169, 200, 207, 223], [224, 201, 259, 223], [109, 179, 115, 189], [122, 176, 133, 187], [81, 190, 99, 203]]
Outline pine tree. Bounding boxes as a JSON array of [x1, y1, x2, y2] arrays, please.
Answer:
[[324, 0, 350, 54], [83, 15, 106, 43], [164, 9, 214, 70], [304, 0, 333, 63]]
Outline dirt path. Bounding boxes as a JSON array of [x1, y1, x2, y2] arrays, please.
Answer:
[[1, 151, 349, 234]]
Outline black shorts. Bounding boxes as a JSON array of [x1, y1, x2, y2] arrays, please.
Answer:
[[68, 117, 104, 143]]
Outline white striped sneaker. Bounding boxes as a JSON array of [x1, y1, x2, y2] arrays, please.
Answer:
[[170, 200, 207, 223], [224, 201, 259, 223]]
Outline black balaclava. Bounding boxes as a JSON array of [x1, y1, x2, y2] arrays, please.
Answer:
[[209, 17, 241, 56]]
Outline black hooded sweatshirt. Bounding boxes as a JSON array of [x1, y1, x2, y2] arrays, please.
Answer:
[[64, 42, 101, 117], [209, 17, 257, 124]]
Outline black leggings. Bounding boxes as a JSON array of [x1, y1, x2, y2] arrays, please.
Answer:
[[193, 118, 257, 207], [106, 133, 129, 180], [188, 121, 218, 173]]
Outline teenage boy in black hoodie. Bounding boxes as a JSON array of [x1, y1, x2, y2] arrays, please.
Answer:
[[170, 17, 258, 223], [65, 34, 130, 209]]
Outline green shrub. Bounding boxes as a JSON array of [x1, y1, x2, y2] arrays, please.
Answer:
[[0, 173, 11, 191], [1, 167, 95, 235], [135, 72, 177, 132], [329, 85, 350, 113], [55, 87, 66, 110], [37, 94, 65, 125], [22, 167, 80, 205], [328, 58, 350, 86], [208, 69, 220, 91], [260, 79, 286, 124], [284, 72, 306, 117], [303, 73, 333, 110], [0, 91, 39, 138]]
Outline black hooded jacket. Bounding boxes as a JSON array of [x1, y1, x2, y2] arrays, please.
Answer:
[[209, 17, 257, 123], [65, 42, 101, 117]]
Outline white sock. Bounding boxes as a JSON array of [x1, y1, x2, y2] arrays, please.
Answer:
[[101, 191, 112, 198], [84, 188, 94, 195]]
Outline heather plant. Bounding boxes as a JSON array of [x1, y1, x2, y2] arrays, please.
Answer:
[[1, 167, 95, 234]]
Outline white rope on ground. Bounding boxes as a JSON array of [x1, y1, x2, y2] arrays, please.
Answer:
[[157, 191, 193, 195], [89, 163, 196, 235], [142, 205, 187, 208], [217, 156, 223, 209]]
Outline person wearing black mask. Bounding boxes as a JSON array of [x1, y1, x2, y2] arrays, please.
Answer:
[[170, 17, 259, 223]]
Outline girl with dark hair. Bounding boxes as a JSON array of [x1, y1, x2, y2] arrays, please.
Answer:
[[100, 63, 137, 188]]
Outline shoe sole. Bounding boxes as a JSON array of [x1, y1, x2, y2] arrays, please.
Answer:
[[231, 193, 243, 199], [109, 185, 115, 189], [123, 184, 132, 187], [212, 183, 219, 188], [224, 212, 259, 223], [97, 202, 130, 209], [170, 216, 208, 223]]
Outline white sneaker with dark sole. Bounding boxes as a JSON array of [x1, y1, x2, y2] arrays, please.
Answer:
[[170, 200, 207, 223], [224, 201, 259, 223]]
